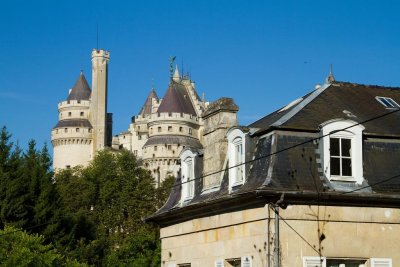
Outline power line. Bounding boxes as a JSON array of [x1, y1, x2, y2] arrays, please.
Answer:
[[176, 108, 400, 188]]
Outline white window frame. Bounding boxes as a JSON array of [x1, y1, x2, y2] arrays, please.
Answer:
[[180, 149, 196, 203], [215, 259, 224, 267], [320, 120, 364, 184], [376, 96, 400, 109], [370, 258, 392, 267], [241, 256, 252, 267], [227, 128, 246, 190], [303, 256, 326, 267]]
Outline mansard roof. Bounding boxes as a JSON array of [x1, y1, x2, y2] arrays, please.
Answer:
[[157, 81, 197, 116], [147, 80, 400, 226], [67, 72, 91, 101], [53, 119, 92, 129], [139, 89, 158, 116], [250, 81, 400, 137], [143, 135, 202, 149]]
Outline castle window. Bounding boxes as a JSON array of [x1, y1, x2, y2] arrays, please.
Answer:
[[168, 126, 172, 132], [56, 129, 58, 134], [158, 127, 162, 132], [64, 128, 68, 133], [77, 100, 81, 104], [80, 112, 84, 116], [76, 128, 80, 132], [88, 128, 92, 133], [154, 146, 157, 151], [138, 135, 142, 140], [68, 112, 72, 117], [168, 112, 172, 117], [179, 127, 183, 132], [180, 150, 197, 204], [133, 150, 137, 156], [227, 128, 246, 190], [167, 145, 172, 150], [189, 128, 192, 135], [153, 154, 155, 158], [320, 119, 364, 184]]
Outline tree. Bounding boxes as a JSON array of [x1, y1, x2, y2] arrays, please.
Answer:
[[0, 226, 88, 267], [54, 149, 173, 266]]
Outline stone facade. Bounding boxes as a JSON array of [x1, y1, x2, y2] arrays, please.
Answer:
[[51, 49, 111, 170], [160, 205, 400, 267], [113, 69, 211, 184]]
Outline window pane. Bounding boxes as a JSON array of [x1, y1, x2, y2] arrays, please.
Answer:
[[330, 138, 340, 156], [341, 138, 351, 157], [330, 157, 340, 175], [342, 158, 352, 176]]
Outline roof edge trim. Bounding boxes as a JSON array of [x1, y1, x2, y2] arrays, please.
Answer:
[[271, 83, 331, 127]]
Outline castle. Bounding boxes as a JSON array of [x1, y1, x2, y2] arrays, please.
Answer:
[[52, 49, 213, 184]]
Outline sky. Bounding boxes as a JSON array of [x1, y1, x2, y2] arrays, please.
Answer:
[[1, 0, 400, 153]]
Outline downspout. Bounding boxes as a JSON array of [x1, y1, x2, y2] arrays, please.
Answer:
[[266, 204, 271, 267], [274, 205, 280, 267], [274, 194, 285, 267]]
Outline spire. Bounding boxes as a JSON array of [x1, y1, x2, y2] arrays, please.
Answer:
[[173, 64, 180, 82], [139, 88, 159, 116], [67, 72, 91, 101], [325, 64, 335, 84]]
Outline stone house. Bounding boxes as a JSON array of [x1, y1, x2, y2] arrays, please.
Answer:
[[147, 74, 400, 267]]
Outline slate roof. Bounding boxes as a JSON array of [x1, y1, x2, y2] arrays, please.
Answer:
[[147, 81, 400, 226], [143, 135, 203, 149], [54, 119, 92, 129], [157, 81, 197, 116], [250, 81, 400, 137], [67, 73, 91, 101], [139, 89, 158, 116]]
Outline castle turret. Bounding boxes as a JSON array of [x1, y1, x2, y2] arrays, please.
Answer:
[[51, 72, 93, 169], [90, 49, 110, 153]]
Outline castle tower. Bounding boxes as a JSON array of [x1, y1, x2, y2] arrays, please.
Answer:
[[51, 72, 93, 169], [90, 49, 111, 153]]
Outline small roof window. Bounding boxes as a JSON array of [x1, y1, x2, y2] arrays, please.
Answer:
[[376, 96, 400, 109]]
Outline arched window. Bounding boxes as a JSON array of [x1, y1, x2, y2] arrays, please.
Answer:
[[180, 149, 197, 203], [227, 128, 246, 190]]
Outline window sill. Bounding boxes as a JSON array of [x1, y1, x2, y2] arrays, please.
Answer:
[[329, 175, 356, 182]]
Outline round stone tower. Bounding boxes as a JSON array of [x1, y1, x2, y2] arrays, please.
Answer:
[[51, 72, 93, 169]]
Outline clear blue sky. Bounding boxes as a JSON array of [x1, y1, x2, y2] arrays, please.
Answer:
[[1, 0, 400, 152]]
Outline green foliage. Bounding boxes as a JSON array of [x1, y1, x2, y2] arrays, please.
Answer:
[[0, 126, 176, 266], [0, 226, 88, 267]]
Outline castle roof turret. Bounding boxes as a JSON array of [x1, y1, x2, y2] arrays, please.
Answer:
[[157, 81, 197, 116], [67, 72, 91, 101], [139, 88, 159, 116]]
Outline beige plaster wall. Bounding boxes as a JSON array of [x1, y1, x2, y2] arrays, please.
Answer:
[[279, 205, 400, 267], [159, 205, 400, 267], [160, 207, 268, 267]]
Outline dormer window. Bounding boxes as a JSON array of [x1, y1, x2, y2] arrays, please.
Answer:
[[320, 120, 364, 184], [227, 128, 246, 190], [180, 149, 197, 203]]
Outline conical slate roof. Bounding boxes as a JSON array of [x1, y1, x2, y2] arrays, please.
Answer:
[[139, 89, 159, 116], [67, 72, 91, 101], [157, 81, 197, 116]]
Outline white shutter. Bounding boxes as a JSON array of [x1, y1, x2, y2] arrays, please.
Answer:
[[241, 256, 252, 267], [167, 262, 176, 267], [303, 257, 326, 267], [371, 258, 392, 267], [215, 259, 224, 267]]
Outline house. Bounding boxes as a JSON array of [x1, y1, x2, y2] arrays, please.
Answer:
[[146, 73, 400, 267]]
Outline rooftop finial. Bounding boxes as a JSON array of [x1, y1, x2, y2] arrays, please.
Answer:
[[173, 64, 180, 82], [80, 69, 83, 75], [326, 64, 335, 84]]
